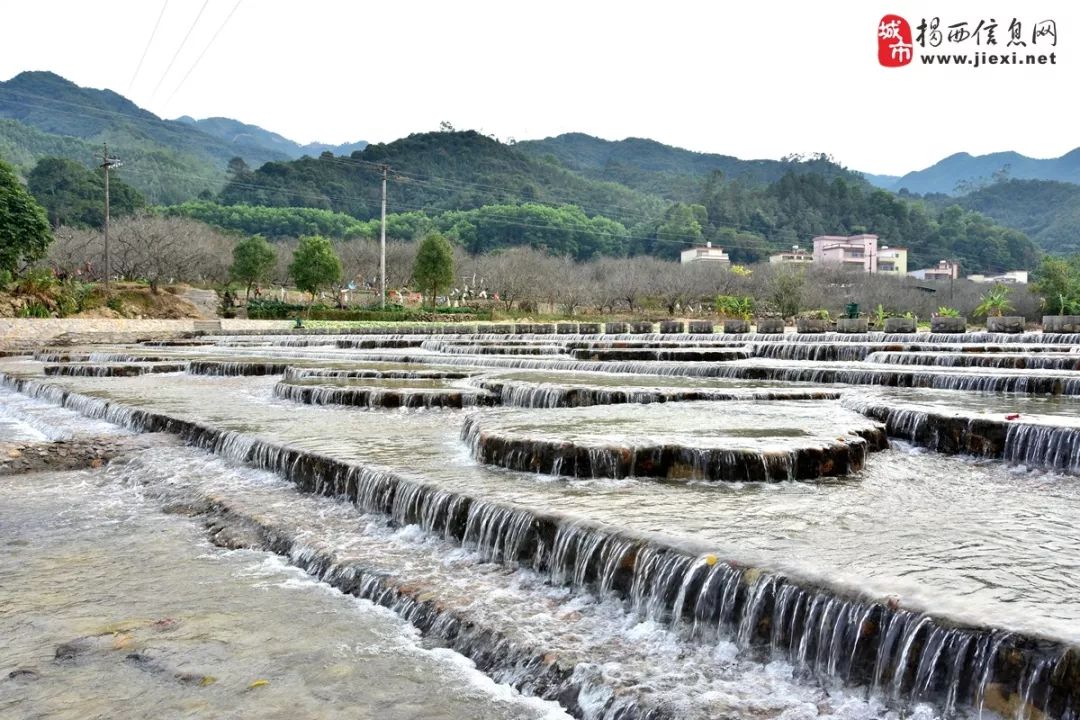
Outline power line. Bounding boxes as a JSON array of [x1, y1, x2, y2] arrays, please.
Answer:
[[150, 0, 211, 98], [164, 0, 243, 107], [128, 0, 170, 93]]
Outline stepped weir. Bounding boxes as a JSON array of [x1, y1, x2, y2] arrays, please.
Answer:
[[5, 324, 1080, 719]]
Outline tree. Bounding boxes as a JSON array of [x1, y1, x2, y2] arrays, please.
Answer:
[[231, 235, 277, 299], [289, 235, 342, 302], [0, 159, 52, 274], [110, 214, 231, 292], [1032, 256, 1080, 315], [413, 234, 455, 307], [768, 267, 805, 318]]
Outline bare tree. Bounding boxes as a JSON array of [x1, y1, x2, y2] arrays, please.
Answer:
[[108, 215, 233, 292], [47, 226, 103, 279]]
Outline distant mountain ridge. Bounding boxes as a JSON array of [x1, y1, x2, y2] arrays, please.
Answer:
[[174, 116, 367, 160], [0, 71, 366, 202], [864, 148, 1080, 195]]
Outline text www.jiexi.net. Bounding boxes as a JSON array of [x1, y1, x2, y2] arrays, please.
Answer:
[[921, 51, 1057, 67]]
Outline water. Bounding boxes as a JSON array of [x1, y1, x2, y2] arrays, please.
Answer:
[[0, 466, 567, 720], [13, 369, 1080, 644], [7, 329, 1080, 719]]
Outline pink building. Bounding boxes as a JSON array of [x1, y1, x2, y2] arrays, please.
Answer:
[[812, 234, 880, 273]]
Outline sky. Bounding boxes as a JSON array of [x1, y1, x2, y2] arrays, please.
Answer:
[[1, 0, 1076, 175]]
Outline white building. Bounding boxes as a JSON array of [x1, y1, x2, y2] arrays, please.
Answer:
[[968, 270, 1029, 284], [680, 242, 731, 266], [909, 260, 960, 281], [769, 246, 814, 264]]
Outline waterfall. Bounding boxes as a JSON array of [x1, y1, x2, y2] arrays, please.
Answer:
[[473, 378, 839, 409], [460, 414, 885, 482], [5, 369, 1079, 720], [43, 362, 187, 377], [844, 397, 1080, 475], [273, 380, 497, 408]]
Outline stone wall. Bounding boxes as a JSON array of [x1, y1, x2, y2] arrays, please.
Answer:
[[0, 318, 291, 350]]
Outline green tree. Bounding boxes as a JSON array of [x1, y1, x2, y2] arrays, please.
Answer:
[[412, 234, 455, 307], [230, 235, 277, 300], [289, 235, 342, 302], [655, 203, 706, 257], [27, 157, 144, 229], [1032, 256, 1080, 315], [0, 159, 52, 274]]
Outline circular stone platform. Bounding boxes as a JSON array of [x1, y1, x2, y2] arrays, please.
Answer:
[[462, 400, 886, 481], [274, 377, 496, 409]]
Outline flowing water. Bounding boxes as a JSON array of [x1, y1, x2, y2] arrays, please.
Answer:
[[0, 466, 567, 720], [6, 328, 1080, 719]]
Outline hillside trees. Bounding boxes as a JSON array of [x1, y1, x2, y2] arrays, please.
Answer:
[[27, 157, 144, 228]]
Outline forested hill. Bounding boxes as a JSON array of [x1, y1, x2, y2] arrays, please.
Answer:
[[516, 133, 864, 200], [0, 72, 291, 168], [206, 130, 1040, 273], [0, 71, 300, 203], [947, 179, 1080, 256], [219, 130, 668, 226]]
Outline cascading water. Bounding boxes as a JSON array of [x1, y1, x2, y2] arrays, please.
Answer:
[[7, 323, 1080, 720]]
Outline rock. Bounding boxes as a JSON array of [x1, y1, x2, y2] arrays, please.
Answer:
[[8, 668, 40, 681], [54, 640, 87, 662]]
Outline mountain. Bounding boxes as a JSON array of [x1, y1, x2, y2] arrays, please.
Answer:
[[516, 133, 865, 199], [174, 116, 367, 160], [0, 71, 298, 202], [950, 179, 1080, 256], [220, 130, 667, 225], [866, 148, 1080, 195]]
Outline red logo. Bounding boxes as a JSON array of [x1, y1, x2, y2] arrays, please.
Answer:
[[878, 14, 913, 66]]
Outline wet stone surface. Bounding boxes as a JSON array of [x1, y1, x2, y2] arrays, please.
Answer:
[[0, 434, 176, 475]]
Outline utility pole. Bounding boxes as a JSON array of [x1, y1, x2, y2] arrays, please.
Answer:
[[100, 144, 122, 291], [380, 164, 388, 308]]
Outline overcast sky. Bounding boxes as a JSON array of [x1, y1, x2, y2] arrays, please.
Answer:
[[2, 0, 1075, 175]]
